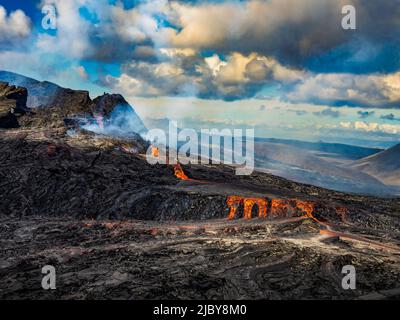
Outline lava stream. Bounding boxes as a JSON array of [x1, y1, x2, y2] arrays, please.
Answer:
[[174, 163, 192, 181], [151, 146, 159, 157]]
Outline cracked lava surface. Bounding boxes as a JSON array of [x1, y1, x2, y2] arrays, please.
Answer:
[[0, 128, 400, 299]]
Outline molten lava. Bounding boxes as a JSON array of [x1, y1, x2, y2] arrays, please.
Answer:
[[227, 196, 268, 220], [174, 163, 191, 181], [295, 200, 315, 219], [151, 146, 159, 157], [270, 199, 294, 218], [227, 196, 242, 220], [227, 196, 322, 222], [244, 198, 268, 219]]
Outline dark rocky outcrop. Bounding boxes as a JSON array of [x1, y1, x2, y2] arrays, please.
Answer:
[[0, 103, 19, 128], [93, 93, 129, 117], [0, 81, 28, 110], [0, 71, 146, 134], [0, 71, 91, 111], [0, 82, 28, 128], [92, 93, 146, 134]]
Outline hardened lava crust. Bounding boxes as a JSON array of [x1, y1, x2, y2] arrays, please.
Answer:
[[0, 80, 399, 300]]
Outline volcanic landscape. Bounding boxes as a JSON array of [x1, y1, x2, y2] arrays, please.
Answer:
[[0, 72, 400, 300]]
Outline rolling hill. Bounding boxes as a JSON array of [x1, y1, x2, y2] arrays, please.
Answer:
[[352, 144, 400, 186]]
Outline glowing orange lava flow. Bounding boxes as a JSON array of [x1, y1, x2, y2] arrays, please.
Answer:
[[295, 200, 316, 220], [151, 146, 159, 157], [227, 196, 321, 221], [227, 196, 242, 220], [244, 198, 268, 219], [227, 196, 268, 220], [174, 163, 191, 181], [270, 199, 294, 218]]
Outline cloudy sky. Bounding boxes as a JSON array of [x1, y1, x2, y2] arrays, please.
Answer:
[[1, 0, 400, 147]]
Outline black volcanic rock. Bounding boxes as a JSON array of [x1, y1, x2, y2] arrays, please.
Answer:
[[0, 104, 19, 128], [44, 87, 92, 113], [0, 71, 146, 134], [0, 71, 61, 108], [92, 93, 146, 134], [0, 71, 91, 112], [0, 81, 28, 110], [1, 73, 400, 301], [93, 93, 128, 117], [0, 70, 93, 119], [0, 82, 28, 128]]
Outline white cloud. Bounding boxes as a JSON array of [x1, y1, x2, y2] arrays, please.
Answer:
[[159, 48, 197, 59], [38, 0, 92, 59], [339, 121, 400, 134], [287, 72, 400, 108], [109, 0, 173, 47], [103, 51, 304, 99], [167, 0, 350, 61], [0, 6, 31, 41], [2, 0, 399, 109]]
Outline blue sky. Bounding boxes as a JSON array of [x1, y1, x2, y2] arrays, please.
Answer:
[[0, 0, 400, 147]]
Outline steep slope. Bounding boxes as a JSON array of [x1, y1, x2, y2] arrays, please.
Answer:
[[352, 144, 400, 186], [254, 141, 390, 195], [84, 93, 147, 136]]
